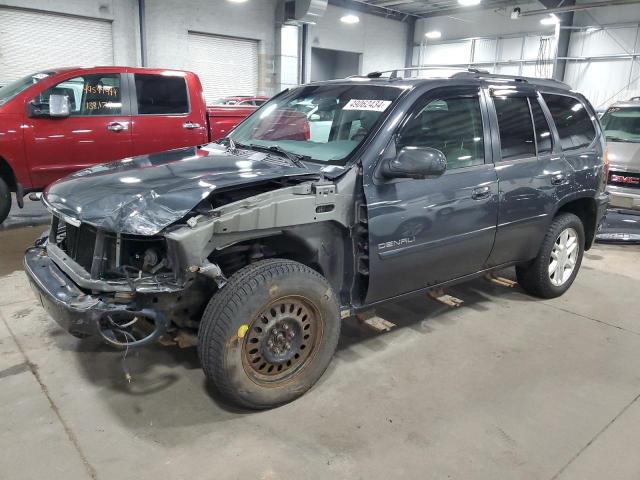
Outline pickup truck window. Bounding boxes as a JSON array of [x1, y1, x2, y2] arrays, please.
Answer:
[[543, 94, 596, 151], [134, 74, 189, 115], [397, 95, 485, 170], [229, 84, 403, 163], [35, 74, 122, 116], [494, 96, 536, 161], [0, 71, 54, 106]]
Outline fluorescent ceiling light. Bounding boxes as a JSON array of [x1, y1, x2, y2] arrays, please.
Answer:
[[226, 0, 248, 3], [340, 14, 360, 24], [425, 30, 442, 39], [458, 0, 481, 6], [540, 14, 560, 25]]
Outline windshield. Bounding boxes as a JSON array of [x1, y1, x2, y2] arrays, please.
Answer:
[[0, 71, 55, 106], [601, 106, 640, 143], [228, 84, 405, 163]]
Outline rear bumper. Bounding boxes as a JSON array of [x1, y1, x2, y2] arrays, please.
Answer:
[[597, 208, 640, 243], [607, 186, 640, 211], [24, 247, 169, 345]]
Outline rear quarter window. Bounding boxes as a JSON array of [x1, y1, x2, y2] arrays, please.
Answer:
[[542, 94, 596, 151]]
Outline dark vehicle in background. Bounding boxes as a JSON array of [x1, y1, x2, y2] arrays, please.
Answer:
[[0, 67, 261, 224], [24, 68, 608, 409], [596, 98, 640, 242]]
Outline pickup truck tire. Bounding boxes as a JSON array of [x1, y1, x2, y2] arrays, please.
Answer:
[[516, 212, 585, 299], [198, 259, 340, 409], [0, 178, 11, 225]]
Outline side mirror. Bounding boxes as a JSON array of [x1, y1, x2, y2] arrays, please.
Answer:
[[48, 94, 70, 117], [381, 146, 447, 179]]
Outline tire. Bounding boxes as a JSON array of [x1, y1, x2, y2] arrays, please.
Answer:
[[0, 177, 11, 225], [516, 212, 585, 299], [198, 259, 341, 409]]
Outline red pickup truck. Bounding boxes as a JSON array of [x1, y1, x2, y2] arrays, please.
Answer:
[[0, 66, 259, 224]]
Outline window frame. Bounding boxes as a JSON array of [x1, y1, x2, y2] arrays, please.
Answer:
[[386, 85, 492, 176], [30, 72, 128, 117], [128, 73, 192, 116], [540, 92, 598, 153], [529, 94, 554, 156]]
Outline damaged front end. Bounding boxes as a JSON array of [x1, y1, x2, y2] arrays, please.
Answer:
[[25, 145, 352, 348]]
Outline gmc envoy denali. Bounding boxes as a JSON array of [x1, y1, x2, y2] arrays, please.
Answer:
[[25, 68, 609, 409]]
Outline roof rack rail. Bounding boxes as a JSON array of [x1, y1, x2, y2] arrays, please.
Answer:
[[367, 66, 489, 79]]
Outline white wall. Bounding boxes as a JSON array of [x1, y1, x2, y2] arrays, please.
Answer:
[[0, 0, 140, 66], [306, 4, 407, 80], [144, 0, 279, 95]]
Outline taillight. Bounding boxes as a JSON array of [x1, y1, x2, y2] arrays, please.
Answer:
[[603, 147, 610, 184], [303, 120, 310, 141]]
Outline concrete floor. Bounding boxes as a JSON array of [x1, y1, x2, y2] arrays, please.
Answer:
[[1, 211, 639, 479]]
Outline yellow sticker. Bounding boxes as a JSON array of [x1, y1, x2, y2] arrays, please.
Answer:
[[237, 324, 249, 339]]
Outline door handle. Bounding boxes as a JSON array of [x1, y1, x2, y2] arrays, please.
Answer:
[[471, 186, 492, 200], [551, 173, 566, 185], [183, 121, 202, 130], [107, 122, 127, 132]]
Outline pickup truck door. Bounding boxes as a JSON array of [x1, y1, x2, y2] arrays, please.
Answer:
[[128, 72, 208, 156], [364, 87, 499, 304], [23, 72, 132, 188], [485, 89, 572, 266]]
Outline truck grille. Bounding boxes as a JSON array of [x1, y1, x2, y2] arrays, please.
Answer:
[[609, 171, 640, 189]]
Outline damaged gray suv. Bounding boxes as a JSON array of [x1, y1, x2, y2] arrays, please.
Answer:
[[25, 68, 609, 408]]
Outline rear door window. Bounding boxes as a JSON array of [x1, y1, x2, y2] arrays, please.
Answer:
[[134, 74, 189, 115], [542, 94, 596, 151], [493, 95, 536, 161]]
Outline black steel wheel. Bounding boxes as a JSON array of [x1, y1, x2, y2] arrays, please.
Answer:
[[198, 259, 340, 409]]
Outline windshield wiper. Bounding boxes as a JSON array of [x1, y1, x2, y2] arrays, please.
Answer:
[[240, 143, 310, 168]]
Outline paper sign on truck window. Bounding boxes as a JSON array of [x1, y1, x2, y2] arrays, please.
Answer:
[[343, 99, 392, 112]]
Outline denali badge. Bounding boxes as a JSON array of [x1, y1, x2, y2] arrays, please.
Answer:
[[378, 236, 416, 250]]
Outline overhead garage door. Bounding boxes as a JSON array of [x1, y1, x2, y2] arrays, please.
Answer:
[[0, 8, 113, 86], [187, 32, 259, 104]]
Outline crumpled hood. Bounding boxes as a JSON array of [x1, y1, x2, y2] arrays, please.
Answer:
[[43, 143, 328, 235], [607, 141, 640, 173]]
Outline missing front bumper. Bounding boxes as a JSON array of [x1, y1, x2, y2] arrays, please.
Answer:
[[24, 247, 170, 347]]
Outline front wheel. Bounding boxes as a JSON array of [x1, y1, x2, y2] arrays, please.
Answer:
[[516, 212, 585, 299], [0, 177, 11, 225], [198, 259, 340, 409]]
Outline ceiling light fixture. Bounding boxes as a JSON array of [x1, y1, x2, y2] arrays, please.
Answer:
[[425, 30, 442, 39], [226, 0, 249, 3], [340, 14, 360, 24], [540, 14, 560, 25], [458, 0, 481, 6]]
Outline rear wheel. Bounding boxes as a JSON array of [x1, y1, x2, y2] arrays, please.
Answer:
[[198, 259, 340, 409], [0, 177, 11, 225], [516, 212, 584, 298]]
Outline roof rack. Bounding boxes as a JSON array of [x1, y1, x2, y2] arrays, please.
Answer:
[[367, 66, 489, 79]]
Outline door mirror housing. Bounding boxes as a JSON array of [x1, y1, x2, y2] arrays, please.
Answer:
[[28, 94, 70, 118], [381, 146, 447, 179], [48, 94, 71, 117]]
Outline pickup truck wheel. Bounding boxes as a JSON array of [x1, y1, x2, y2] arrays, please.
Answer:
[[198, 259, 340, 409], [0, 178, 11, 225], [516, 212, 585, 299]]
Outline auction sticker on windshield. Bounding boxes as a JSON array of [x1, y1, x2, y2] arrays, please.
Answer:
[[343, 99, 392, 112]]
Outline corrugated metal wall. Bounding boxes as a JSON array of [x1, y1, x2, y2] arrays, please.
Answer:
[[0, 8, 113, 85]]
